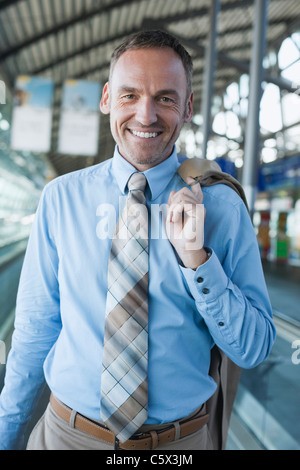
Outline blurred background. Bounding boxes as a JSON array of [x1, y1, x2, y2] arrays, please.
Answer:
[[0, 0, 299, 450]]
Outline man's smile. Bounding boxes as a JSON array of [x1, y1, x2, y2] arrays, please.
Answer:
[[128, 129, 162, 139]]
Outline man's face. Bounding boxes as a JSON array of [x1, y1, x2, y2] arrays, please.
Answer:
[[100, 47, 193, 170]]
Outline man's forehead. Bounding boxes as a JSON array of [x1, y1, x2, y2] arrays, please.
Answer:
[[110, 47, 186, 84], [112, 47, 184, 73]]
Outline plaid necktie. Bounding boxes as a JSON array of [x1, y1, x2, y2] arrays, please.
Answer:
[[100, 172, 148, 443]]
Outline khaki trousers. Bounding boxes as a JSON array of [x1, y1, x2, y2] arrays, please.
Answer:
[[26, 402, 213, 450]]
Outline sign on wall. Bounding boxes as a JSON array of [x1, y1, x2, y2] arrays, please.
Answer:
[[10, 76, 54, 153], [57, 80, 101, 156]]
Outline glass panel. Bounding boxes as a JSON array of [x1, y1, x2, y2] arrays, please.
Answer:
[[239, 74, 249, 99], [283, 124, 300, 154], [291, 32, 300, 50], [278, 37, 300, 70], [281, 93, 300, 127], [260, 84, 283, 133], [281, 61, 300, 88]]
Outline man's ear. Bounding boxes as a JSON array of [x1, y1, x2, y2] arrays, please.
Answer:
[[184, 92, 194, 123], [100, 82, 110, 114]]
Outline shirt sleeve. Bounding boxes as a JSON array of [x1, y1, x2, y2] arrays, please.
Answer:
[[180, 199, 276, 370], [0, 185, 62, 450]]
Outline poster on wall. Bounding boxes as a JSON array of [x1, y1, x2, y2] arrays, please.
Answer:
[[10, 76, 54, 152], [57, 79, 101, 156]]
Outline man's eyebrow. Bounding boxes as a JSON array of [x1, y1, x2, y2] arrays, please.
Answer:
[[155, 89, 180, 98], [117, 86, 180, 98], [117, 86, 140, 94]]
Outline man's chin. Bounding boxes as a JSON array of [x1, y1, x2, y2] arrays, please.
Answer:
[[120, 146, 170, 168], [128, 153, 167, 168]]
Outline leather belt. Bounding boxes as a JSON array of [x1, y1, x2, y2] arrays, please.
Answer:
[[49, 394, 209, 450]]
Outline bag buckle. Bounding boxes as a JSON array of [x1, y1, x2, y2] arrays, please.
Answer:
[[114, 436, 121, 450]]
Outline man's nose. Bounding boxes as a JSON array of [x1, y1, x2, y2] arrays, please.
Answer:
[[135, 97, 157, 126]]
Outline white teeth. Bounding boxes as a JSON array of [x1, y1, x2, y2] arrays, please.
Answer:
[[131, 130, 159, 138]]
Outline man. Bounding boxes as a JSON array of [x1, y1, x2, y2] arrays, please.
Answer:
[[0, 30, 275, 450]]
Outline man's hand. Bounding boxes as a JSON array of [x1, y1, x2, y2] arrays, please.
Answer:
[[166, 177, 207, 270]]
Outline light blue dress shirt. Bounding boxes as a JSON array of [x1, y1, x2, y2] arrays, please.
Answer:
[[0, 146, 276, 449]]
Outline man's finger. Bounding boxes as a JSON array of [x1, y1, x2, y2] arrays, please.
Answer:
[[167, 202, 184, 223], [169, 192, 198, 206], [186, 176, 204, 203], [167, 190, 176, 206]]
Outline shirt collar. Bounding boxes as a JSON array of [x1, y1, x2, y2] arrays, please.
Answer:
[[111, 145, 180, 201]]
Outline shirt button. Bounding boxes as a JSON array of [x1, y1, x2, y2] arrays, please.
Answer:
[[202, 288, 210, 294], [218, 322, 224, 326], [197, 277, 204, 283]]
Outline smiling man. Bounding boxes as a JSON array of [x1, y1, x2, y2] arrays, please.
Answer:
[[0, 30, 275, 451]]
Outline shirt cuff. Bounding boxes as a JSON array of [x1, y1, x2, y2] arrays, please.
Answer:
[[179, 248, 228, 303]]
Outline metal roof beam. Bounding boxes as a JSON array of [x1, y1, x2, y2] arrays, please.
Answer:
[[0, 0, 22, 11], [0, 0, 257, 62], [176, 34, 296, 93], [143, 1, 254, 26], [0, 0, 137, 62], [28, 28, 141, 75]]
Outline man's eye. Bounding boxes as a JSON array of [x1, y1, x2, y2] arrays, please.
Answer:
[[124, 94, 135, 99], [161, 97, 172, 102]]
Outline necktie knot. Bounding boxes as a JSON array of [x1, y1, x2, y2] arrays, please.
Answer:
[[128, 173, 147, 193]]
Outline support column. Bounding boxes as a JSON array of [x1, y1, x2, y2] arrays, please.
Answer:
[[242, 0, 269, 216], [200, 0, 220, 159]]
